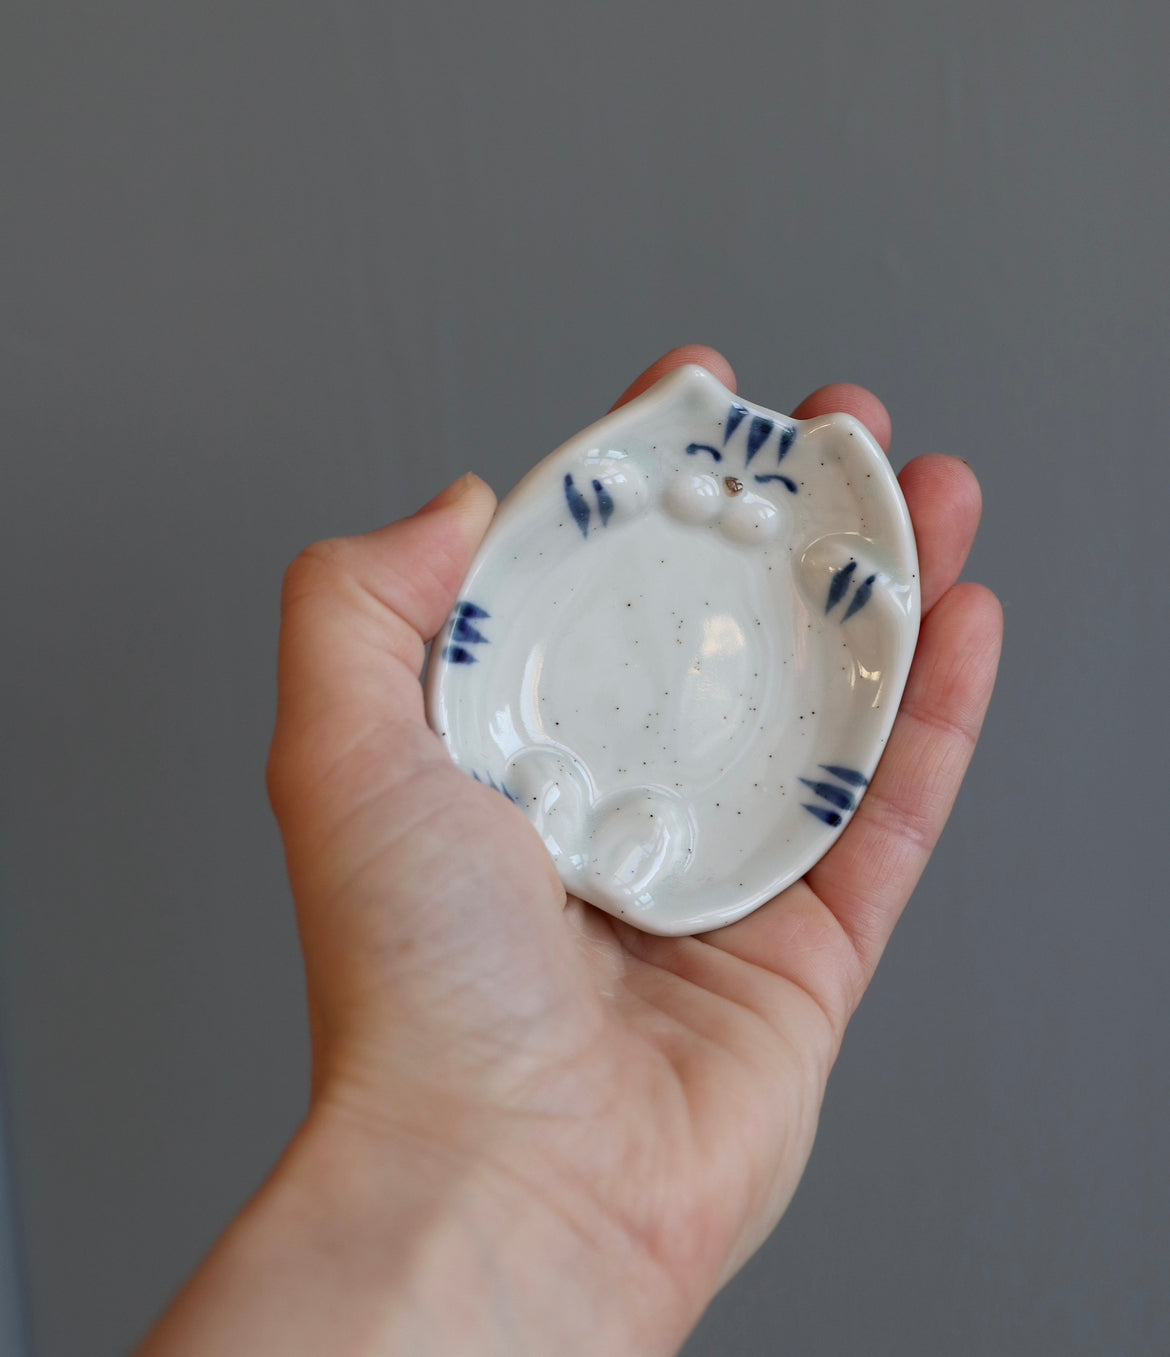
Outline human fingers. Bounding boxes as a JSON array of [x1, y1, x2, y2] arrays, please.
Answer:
[[698, 410, 989, 1032], [780, 387, 995, 979], [701, 581, 1001, 1046], [899, 453, 983, 613], [803, 582, 1003, 978]]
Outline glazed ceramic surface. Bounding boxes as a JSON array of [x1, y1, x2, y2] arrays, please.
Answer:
[[424, 366, 920, 935]]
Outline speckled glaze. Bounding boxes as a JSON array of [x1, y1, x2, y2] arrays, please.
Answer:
[[424, 366, 920, 935]]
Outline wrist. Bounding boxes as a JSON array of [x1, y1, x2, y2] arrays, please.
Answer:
[[250, 1097, 685, 1357]]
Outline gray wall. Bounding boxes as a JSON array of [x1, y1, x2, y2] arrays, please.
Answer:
[[2, 2, 1167, 1354]]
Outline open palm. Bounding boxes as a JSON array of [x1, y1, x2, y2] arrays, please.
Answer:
[[264, 346, 1002, 1354]]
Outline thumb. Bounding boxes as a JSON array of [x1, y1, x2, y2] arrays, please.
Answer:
[[267, 473, 497, 826]]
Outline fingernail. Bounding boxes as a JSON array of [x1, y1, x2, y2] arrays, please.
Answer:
[[419, 472, 477, 514]]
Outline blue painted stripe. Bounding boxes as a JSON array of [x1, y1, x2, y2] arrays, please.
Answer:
[[592, 478, 615, 526], [826, 561, 857, 613], [803, 804, 843, 827], [820, 765, 869, 787], [725, 403, 749, 443], [799, 778, 855, 811], [842, 573, 877, 620], [777, 425, 797, 460], [564, 473, 591, 537], [746, 415, 774, 462], [452, 616, 489, 645]]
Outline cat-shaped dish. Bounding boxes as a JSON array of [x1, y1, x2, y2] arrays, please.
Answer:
[[425, 365, 920, 935]]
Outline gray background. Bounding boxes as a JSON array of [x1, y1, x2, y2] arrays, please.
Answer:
[[2, 2, 1167, 1354]]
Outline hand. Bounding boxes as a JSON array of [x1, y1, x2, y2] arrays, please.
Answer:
[[140, 347, 1002, 1357]]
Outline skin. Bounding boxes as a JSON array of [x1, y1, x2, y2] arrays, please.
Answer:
[[137, 346, 1003, 1357]]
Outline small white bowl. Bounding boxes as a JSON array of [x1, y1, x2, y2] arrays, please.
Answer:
[[425, 365, 919, 935]]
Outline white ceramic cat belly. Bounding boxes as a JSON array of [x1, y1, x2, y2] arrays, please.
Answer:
[[424, 365, 920, 935]]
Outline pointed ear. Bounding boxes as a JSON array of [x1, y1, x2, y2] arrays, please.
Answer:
[[791, 384, 892, 453], [611, 346, 737, 410]]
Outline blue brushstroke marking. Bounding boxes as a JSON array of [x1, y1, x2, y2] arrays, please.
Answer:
[[803, 804, 843, 827], [471, 770, 518, 804], [746, 415, 774, 463], [777, 425, 797, 460], [754, 474, 797, 493], [445, 600, 491, 663], [452, 615, 488, 645], [842, 573, 877, 621], [685, 442, 722, 463], [826, 561, 858, 613], [592, 478, 614, 526], [564, 473, 591, 537], [799, 779, 855, 811], [725, 403, 749, 443], [802, 763, 869, 828], [820, 765, 869, 787]]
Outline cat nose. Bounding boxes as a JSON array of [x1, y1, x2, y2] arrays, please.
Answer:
[[723, 476, 744, 495]]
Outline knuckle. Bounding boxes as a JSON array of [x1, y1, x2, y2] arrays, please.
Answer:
[[280, 538, 351, 612], [862, 781, 938, 856], [264, 743, 287, 818], [265, 728, 303, 822]]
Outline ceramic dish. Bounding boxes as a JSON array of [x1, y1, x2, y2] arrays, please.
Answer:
[[424, 365, 919, 935]]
